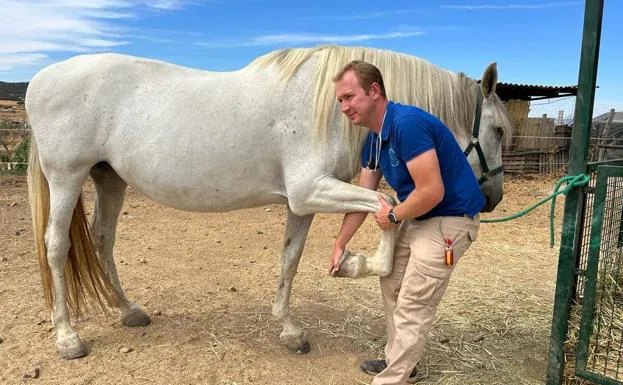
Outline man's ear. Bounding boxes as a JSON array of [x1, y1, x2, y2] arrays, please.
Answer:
[[370, 82, 381, 99]]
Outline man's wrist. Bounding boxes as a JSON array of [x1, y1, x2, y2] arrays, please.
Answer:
[[388, 207, 402, 224]]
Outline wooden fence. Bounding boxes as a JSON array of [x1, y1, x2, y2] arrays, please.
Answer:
[[503, 149, 569, 174], [502, 113, 571, 174]]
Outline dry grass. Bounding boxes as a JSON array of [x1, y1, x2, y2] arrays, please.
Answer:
[[0, 174, 575, 384], [564, 274, 623, 384]]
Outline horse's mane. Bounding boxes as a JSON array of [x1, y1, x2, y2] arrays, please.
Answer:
[[247, 45, 512, 175]]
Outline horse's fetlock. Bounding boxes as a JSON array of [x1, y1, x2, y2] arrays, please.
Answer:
[[272, 304, 287, 319]]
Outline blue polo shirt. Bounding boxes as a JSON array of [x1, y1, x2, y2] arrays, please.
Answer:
[[361, 101, 484, 219]]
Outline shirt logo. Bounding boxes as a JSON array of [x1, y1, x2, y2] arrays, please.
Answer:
[[389, 148, 400, 167]]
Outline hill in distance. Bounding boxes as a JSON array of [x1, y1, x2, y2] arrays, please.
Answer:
[[0, 82, 28, 101]]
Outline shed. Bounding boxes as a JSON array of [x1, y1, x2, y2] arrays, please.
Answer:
[[493, 82, 578, 174]]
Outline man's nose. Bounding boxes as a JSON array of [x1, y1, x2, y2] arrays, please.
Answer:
[[341, 102, 349, 113]]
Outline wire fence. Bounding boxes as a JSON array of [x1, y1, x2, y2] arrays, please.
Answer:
[[0, 127, 30, 173], [528, 97, 577, 125]]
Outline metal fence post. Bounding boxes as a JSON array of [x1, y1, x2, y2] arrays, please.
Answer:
[[546, 0, 604, 384]]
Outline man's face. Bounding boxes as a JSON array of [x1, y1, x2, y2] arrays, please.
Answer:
[[335, 70, 376, 127]]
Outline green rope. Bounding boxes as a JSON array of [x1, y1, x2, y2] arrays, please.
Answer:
[[481, 174, 590, 247]]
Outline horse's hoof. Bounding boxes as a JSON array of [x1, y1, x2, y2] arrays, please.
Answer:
[[332, 251, 367, 279], [280, 331, 310, 354], [57, 333, 88, 360], [121, 307, 151, 327], [288, 340, 310, 354]]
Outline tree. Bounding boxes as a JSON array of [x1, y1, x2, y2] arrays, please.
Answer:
[[0, 120, 27, 169]]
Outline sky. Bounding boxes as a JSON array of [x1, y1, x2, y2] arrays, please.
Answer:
[[0, 0, 620, 118]]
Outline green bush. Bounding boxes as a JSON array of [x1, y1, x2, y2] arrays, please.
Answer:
[[13, 134, 30, 170]]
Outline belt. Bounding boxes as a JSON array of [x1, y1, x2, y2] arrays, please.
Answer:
[[447, 214, 477, 220], [414, 214, 478, 221]]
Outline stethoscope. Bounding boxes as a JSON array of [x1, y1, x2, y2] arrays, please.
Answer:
[[364, 108, 387, 172]]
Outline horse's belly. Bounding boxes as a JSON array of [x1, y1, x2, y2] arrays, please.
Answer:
[[112, 156, 288, 212], [136, 184, 288, 212], [104, 106, 302, 212]]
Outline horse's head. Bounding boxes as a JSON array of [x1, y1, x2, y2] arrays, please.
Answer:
[[466, 63, 513, 213]]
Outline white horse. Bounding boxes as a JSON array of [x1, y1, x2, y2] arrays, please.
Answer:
[[25, 45, 513, 359]]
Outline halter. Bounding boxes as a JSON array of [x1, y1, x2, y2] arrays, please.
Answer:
[[463, 86, 504, 185]]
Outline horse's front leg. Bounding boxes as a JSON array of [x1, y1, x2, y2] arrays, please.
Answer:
[[287, 175, 399, 278], [273, 207, 314, 353]]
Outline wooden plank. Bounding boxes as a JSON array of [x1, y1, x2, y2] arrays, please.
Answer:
[[503, 100, 530, 149]]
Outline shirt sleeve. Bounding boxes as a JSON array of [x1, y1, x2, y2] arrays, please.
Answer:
[[396, 115, 435, 162]]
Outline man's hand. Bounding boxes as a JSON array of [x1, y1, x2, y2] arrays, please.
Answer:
[[373, 194, 397, 230], [328, 167, 383, 276], [328, 245, 346, 275]]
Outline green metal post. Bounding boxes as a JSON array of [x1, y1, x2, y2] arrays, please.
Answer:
[[546, 1, 604, 384]]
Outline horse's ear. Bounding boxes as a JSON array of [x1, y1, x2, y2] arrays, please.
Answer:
[[480, 62, 498, 98]]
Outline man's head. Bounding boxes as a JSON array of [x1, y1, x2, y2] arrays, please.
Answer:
[[333, 60, 387, 129]]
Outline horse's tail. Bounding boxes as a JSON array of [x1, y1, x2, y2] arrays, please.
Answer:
[[27, 139, 123, 316]]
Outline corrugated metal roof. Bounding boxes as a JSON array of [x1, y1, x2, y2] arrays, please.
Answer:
[[494, 82, 578, 102]]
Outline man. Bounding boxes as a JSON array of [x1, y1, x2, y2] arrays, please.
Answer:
[[330, 60, 483, 384]]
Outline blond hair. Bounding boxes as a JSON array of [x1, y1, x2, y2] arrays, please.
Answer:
[[247, 45, 512, 176]]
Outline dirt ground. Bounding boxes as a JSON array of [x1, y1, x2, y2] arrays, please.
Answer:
[[0, 174, 565, 385]]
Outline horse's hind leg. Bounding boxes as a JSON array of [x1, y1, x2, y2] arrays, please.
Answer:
[[272, 207, 314, 354], [90, 163, 151, 327], [46, 174, 90, 359]]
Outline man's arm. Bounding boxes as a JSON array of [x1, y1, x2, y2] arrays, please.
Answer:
[[329, 167, 383, 274], [374, 149, 444, 229]]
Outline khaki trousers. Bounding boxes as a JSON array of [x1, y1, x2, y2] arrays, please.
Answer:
[[371, 215, 479, 385]]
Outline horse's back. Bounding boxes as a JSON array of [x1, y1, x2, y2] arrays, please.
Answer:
[[27, 53, 205, 117], [24, 53, 322, 212]]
